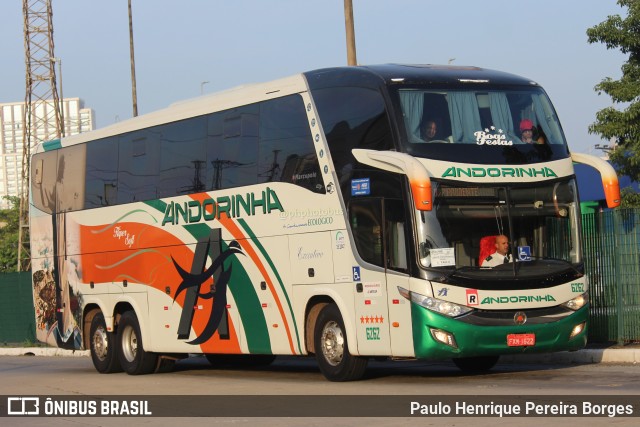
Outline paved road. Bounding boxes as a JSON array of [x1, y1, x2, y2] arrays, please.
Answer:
[[0, 354, 639, 426]]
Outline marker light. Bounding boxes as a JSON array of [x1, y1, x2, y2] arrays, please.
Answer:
[[398, 287, 472, 318], [430, 328, 458, 348], [561, 292, 589, 311]]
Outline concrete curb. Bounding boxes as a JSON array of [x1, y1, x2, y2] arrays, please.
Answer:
[[502, 348, 640, 364], [0, 347, 638, 364], [0, 347, 89, 357]]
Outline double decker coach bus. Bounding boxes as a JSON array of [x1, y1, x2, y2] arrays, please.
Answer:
[[30, 64, 620, 381]]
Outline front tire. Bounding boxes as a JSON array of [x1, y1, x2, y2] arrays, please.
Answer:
[[117, 311, 157, 375], [314, 303, 367, 381], [89, 312, 122, 373]]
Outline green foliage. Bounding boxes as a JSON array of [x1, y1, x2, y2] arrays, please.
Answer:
[[0, 196, 21, 273], [587, 0, 640, 184], [620, 187, 640, 207]]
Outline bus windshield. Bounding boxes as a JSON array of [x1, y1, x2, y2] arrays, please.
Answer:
[[416, 178, 581, 276], [396, 87, 569, 163]]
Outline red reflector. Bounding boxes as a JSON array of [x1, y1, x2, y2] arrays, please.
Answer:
[[262, 303, 267, 308], [392, 299, 399, 304], [164, 306, 168, 310], [365, 300, 371, 305]]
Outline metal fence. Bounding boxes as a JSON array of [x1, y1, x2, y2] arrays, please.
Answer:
[[583, 208, 640, 344], [0, 272, 35, 344]]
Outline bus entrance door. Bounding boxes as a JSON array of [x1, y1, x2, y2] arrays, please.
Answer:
[[350, 198, 392, 356]]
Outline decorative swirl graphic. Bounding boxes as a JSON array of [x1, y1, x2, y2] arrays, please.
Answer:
[[172, 229, 244, 345]]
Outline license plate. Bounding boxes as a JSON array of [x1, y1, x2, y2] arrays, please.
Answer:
[[507, 333, 535, 347]]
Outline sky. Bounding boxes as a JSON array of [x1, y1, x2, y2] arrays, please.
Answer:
[[0, 0, 629, 155]]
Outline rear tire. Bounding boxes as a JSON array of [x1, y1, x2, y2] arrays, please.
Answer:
[[117, 311, 157, 375], [453, 355, 500, 372], [314, 303, 367, 381], [89, 312, 122, 373]]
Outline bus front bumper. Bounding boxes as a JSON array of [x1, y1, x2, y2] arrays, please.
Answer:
[[411, 303, 589, 360]]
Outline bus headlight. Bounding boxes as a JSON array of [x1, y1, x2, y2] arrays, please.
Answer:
[[398, 287, 473, 318], [561, 292, 589, 311]]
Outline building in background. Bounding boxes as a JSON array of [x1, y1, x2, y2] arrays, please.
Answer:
[[0, 98, 94, 209]]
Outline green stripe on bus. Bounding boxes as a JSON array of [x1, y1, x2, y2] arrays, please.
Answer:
[[42, 139, 62, 151], [237, 218, 301, 353]]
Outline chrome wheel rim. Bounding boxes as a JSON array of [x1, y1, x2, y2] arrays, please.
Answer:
[[320, 320, 344, 366], [92, 326, 109, 361], [121, 324, 138, 363]]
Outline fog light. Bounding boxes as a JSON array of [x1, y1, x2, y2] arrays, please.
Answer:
[[569, 322, 586, 340], [430, 328, 457, 348]]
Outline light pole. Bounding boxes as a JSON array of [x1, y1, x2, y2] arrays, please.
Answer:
[[50, 57, 65, 137], [128, 0, 138, 117], [344, 0, 357, 65], [201, 81, 209, 95]]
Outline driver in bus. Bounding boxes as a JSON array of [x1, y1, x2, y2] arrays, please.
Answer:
[[481, 234, 513, 267]]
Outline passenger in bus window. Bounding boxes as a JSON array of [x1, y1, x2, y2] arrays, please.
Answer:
[[481, 234, 512, 267], [421, 119, 438, 142], [519, 119, 535, 143], [519, 119, 544, 144]]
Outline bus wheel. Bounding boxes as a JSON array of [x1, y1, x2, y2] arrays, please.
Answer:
[[314, 303, 367, 381], [117, 311, 158, 375], [452, 355, 500, 373], [89, 312, 122, 373]]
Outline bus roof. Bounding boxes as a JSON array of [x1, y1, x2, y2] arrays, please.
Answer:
[[304, 64, 539, 89], [37, 73, 307, 152], [37, 64, 538, 153]]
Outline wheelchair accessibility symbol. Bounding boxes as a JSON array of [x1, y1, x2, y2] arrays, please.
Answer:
[[352, 266, 361, 281], [518, 246, 531, 261]]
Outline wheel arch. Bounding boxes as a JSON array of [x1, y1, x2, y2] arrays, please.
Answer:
[[304, 293, 357, 355]]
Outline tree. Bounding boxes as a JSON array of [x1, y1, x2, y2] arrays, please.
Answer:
[[0, 196, 21, 273], [587, 0, 640, 206]]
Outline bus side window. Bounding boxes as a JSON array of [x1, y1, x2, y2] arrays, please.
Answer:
[[385, 198, 408, 272], [85, 137, 118, 208], [31, 150, 58, 214], [258, 95, 324, 193]]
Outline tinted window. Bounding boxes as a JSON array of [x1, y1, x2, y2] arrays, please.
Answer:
[[85, 137, 118, 208], [159, 117, 207, 197], [258, 95, 324, 193], [80, 95, 323, 209], [117, 129, 160, 203], [206, 105, 259, 190], [31, 150, 58, 213], [312, 87, 393, 200]]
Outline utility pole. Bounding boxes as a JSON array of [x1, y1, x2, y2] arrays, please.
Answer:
[[344, 0, 357, 66], [128, 0, 138, 117], [19, 0, 63, 271]]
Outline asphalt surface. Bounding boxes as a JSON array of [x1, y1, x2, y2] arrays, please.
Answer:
[[1, 345, 638, 364]]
